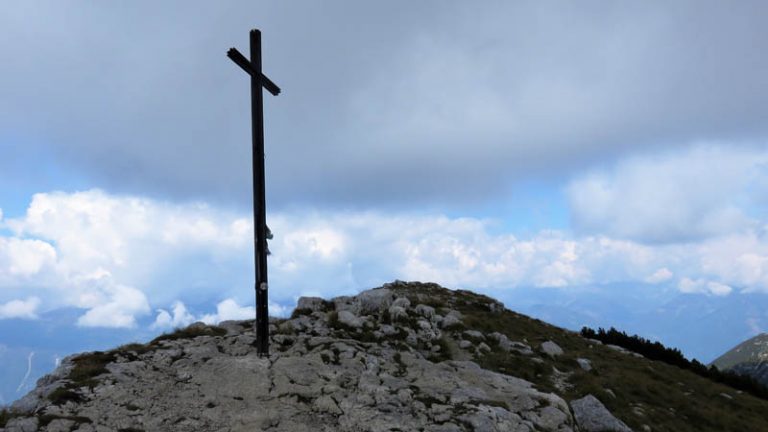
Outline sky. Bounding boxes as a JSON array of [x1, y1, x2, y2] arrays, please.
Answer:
[[2, 0, 768, 403]]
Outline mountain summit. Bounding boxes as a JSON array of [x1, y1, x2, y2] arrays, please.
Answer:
[[3, 281, 768, 431], [712, 333, 768, 388]]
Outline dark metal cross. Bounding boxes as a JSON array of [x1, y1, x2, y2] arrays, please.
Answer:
[[227, 29, 280, 357]]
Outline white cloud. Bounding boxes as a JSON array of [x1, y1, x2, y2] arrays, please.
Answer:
[[678, 277, 733, 296], [645, 268, 673, 284], [0, 297, 40, 319], [0, 238, 56, 279], [3, 186, 768, 331], [0, 190, 249, 327], [152, 298, 289, 328], [151, 301, 196, 330], [76, 284, 150, 328], [200, 299, 252, 324], [200, 299, 289, 325], [567, 145, 767, 243]]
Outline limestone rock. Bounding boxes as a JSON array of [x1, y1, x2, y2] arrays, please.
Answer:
[[337, 310, 364, 328], [4, 284, 581, 432], [577, 358, 593, 372], [414, 304, 435, 318], [541, 340, 564, 357], [489, 332, 512, 352], [356, 288, 394, 314], [388, 305, 408, 322], [3, 417, 38, 432], [464, 330, 485, 340], [571, 394, 633, 432], [296, 296, 328, 313], [440, 312, 462, 329], [391, 296, 411, 309]]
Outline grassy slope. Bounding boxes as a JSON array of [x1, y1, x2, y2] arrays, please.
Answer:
[[391, 282, 768, 432]]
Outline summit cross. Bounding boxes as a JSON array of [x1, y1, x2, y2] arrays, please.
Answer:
[[227, 29, 280, 357]]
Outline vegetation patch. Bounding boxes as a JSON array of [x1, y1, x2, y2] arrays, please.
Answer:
[[427, 337, 453, 363], [44, 323, 228, 405], [48, 387, 85, 405], [412, 391, 443, 409], [38, 414, 92, 427], [327, 311, 341, 329], [581, 327, 768, 400], [0, 408, 23, 428], [150, 325, 227, 344], [290, 308, 313, 319], [393, 352, 407, 377]]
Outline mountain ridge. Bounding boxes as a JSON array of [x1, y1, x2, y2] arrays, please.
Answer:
[[3, 281, 768, 431], [712, 333, 768, 390]]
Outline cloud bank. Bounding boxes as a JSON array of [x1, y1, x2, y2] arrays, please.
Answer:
[[2, 2, 768, 208], [1, 148, 768, 328]]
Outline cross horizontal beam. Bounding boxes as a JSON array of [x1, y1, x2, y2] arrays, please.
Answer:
[[227, 48, 281, 96]]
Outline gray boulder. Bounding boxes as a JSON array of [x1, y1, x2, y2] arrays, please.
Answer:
[[577, 358, 593, 372], [414, 304, 435, 318], [540, 341, 564, 357], [571, 394, 633, 432], [337, 310, 364, 328], [391, 296, 411, 309], [296, 296, 328, 312], [356, 288, 394, 315], [3, 416, 39, 432]]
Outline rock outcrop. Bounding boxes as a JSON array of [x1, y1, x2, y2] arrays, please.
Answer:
[[1, 281, 635, 432]]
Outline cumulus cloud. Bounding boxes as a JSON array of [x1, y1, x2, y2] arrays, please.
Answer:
[[567, 145, 767, 243], [678, 278, 733, 296], [0, 297, 40, 319], [3, 187, 768, 331], [645, 268, 673, 284], [76, 283, 150, 328], [152, 298, 289, 329], [152, 301, 196, 330], [200, 299, 253, 324], [0, 238, 56, 280]]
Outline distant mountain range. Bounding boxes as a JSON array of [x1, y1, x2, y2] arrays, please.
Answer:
[[496, 283, 768, 363], [712, 333, 768, 388]]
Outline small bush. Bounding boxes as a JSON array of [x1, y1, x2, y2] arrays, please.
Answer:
[[0, 408, 20, 428], [381, 308, 392, 325], [116, 343, 154, 359], [290, 308, 313, 319], [69, 351, 117, 387], [48, 387, 84, 405], [428, 337, 453, 363], [39, 414, 92, 427], [581, 326, 768, 401], [327, 311, 339, 328], [150, 325, 227, 344]]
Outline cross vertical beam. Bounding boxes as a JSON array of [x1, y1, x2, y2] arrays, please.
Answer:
[[227, 29, 280, 357]]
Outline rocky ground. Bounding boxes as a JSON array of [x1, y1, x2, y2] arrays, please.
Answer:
[[2, 282, 639, 431]]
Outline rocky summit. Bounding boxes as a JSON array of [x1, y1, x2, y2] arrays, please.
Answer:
[[3, 281, 768, 432]]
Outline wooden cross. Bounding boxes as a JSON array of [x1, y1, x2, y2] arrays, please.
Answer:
[[227, 29, 280, 357]]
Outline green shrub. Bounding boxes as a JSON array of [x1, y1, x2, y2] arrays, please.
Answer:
[[150, 325, 227, 344], [290, 308, 313, 319]]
